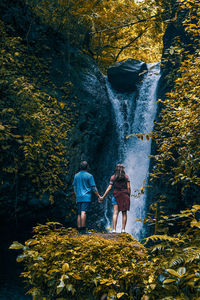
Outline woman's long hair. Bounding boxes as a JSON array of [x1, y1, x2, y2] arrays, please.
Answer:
[[114, 164, 126, 181]]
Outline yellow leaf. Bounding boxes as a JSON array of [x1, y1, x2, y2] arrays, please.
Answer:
[[190, 219, 200, 228], [49, 195, 54, 204], [166, 269, 180, 277], [108, 289, 116, 297], [0, 125, 5, 130], [148, 274, 154, 283], [26, 287, 39, 295], [59, 102, 65, 109], [141, 296, 149, 300], [72, 273, 81, 280], [25, 239, 39, 246], [150, 284, 156, 290], [192, 205, 200, 211], [16, 254, 27, 262], [9, 241, 24, 249], [117, 292, 125, 298], [62, 263, 70, 272], [47, 269, 60, 274], [163, 278, 177, 284]]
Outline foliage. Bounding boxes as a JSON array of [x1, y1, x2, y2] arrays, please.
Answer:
[[150, 0, 200, 192], [142, 205, 200, 299], [10, 222, 151, 299], [0, 18, 76, 201], [144, 195, 170, 235], [25, 0, 166, 69], [11, 205, 200, 299]]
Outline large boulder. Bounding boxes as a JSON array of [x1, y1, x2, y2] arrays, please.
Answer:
[[107, 59, 148, 92]]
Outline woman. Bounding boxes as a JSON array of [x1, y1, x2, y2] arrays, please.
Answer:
[[101, 164, 131, 233]]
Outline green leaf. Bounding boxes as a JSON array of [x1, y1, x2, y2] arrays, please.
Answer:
[[66, 284, 75, 295], [108, 289, 116, 297], [16, 254, 27, 262], [9, 241, 24, 250], [57, 280, 65, 295]]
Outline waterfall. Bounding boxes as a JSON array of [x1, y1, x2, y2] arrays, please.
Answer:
[[106, 62, 161, 239]]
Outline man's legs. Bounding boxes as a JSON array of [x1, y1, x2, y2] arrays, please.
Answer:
[[77, 203, 81, 229], [77, 202, 89, 234], [77, 211, 87, 234], [77, 214, 81, 228], [81, 211, 87, 228]]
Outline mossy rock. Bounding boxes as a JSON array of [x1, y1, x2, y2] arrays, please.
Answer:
[[11, 222, 151, 299]]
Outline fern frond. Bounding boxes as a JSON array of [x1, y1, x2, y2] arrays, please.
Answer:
[[145, 235, 184, 245], [191, 205, 200, 212], [185, 249, 200, 263], [169, 256, 184, 267], [151, 244, 167, 253]]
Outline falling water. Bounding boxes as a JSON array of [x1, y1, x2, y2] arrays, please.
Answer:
[[106, 63, 161, 239]]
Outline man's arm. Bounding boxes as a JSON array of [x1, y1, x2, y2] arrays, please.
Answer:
[[72, 176, 77, 198], [91, 186, 101, 198], [89, 174, 102, 199]]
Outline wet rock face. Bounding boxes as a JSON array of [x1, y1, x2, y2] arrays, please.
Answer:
[[107, 59, 148, 92], [70, 66, 118, 174], [147, 4, 200, 219], [0, 0, 118, 229], [69, 65, 119, 230]]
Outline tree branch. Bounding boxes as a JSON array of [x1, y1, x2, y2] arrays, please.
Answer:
[[90, 11, 165, 35], [114, 26, 149, 62]]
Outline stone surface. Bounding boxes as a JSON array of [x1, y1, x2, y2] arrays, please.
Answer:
[[107, 59, 148, 92], [0, 1, 120, 297], [146, 4, 200, 223], [0, 0, 119, 229]]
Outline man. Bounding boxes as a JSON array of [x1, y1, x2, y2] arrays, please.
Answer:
[[73, 161, 101, 234]]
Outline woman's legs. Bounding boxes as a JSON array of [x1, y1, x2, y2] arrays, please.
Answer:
[[112, 205, 119, 231], [122, 211, 127, 232]]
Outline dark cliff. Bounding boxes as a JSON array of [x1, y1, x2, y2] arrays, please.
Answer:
[[0, 2, 119, 297], [147, 1, 200, 219], [0, 0, 118, 231]]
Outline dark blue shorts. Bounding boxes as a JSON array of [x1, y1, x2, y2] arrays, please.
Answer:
[[112, 196, 118, 205], [77, 202, 90, 214]]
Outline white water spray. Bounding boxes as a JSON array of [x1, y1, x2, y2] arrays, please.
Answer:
[[106, 63, 161, 239]]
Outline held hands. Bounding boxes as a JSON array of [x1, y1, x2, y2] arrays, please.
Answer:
[[98, 196, 104, 203]]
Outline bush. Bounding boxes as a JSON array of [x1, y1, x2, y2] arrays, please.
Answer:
[[10, 222, 151, 300]]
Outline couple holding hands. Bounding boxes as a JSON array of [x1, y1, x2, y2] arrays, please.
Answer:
[[73, 161, 131, 234]]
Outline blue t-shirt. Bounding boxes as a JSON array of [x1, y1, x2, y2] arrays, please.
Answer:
[[73, 171, 96, 202]]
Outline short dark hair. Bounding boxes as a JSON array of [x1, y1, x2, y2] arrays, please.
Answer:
[[80, 161, 88, 170]]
